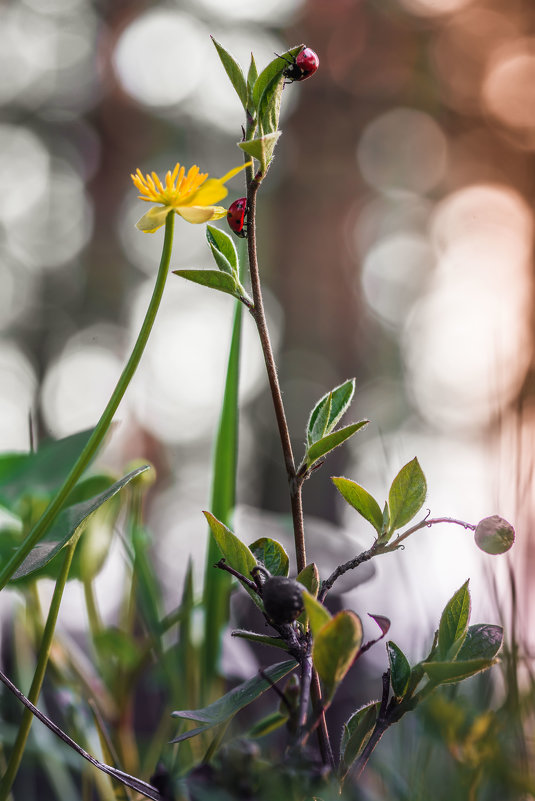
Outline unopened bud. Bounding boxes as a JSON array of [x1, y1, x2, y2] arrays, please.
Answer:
[[474, 515, 515, 555]]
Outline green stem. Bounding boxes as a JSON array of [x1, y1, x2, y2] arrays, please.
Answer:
[[0, 540, 77, 799], [0, 213, 175, 591]]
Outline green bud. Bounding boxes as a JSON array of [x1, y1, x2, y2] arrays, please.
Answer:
[[474, 515, 515, 555]]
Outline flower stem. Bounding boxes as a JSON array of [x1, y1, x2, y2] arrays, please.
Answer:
[[0, 213, 175, 591], [246, 179, 306, 573], [0, 540, 77, 799]]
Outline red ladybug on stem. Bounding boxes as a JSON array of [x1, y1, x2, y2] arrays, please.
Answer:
[[227, 197, 247, 238], [280, 47, 319, 84]]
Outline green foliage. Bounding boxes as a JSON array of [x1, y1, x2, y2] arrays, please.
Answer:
[[296, 562, 320, 597], [302, 589, 332, 636], [332, 477, 383, 535], [339, 702, 380, 780], [305, 422, 368, 469], [249, 537, 290, 576], [313, 611, 363, 699], [211, 36, 247, 109], [387, 641, 411, 699], [170, 659, 297, 742], [437, 580, 471, 661], [387, 457, 427, 536]]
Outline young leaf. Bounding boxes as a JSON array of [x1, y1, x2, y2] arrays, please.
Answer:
[[339, 702, 379, 780], [209, 243, 234, 276], [238, 132, 281, 174], [206, 225, 238, 273], [252, 47, 303, 109], [249, 537, 289, 577], [331, 477, 383, 535], [306, 421, 368, 468], [302, 590, 331, 637], [438, 580, 471, 661], [386, 641, 411, 699], [170, 659, 297, 742], [203, 511, 259, 607], [231, 630, 290, 651], [422, 657, 498, 685], [313, 611, 363, 699], [173, 269, 243, 300], [247, 52, 258, 107], [388, 457, 427, 533], [456, 624, 503, 662], [307, 379, 355, 446], [257, 73, 284, 135], [11, 466, 149, 580], [248, 711, 288, 739], [296, 563, 320, 598], [211, 36, 247, 109], [308, 393, 332, 446]]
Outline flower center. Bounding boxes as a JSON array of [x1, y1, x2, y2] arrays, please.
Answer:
[[132, 163, 208, 207]]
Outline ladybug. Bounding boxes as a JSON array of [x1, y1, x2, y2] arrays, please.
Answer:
[[281, 47, 319, 84], [227, 197, 247, 238]]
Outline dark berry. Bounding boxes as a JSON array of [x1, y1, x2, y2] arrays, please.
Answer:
[[227, 197, 247, 238], [282, 47, 319, 83], [262, 576, 304, 625]]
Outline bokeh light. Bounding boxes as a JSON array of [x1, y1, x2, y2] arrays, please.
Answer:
[[398, 0, 474, 18], [483, 38, 535, 149], [0, 342, 37, 451]]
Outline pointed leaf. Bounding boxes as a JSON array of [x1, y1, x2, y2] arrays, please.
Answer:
[[422, 658, 498, 685], [247, 53, 258, 107], [438, 580, 471, 661], [388, 457, 427, 533], [238, 132, 281, 174], [368, 614, 391, 637], [203, 512, 260, 607], [339, 702, 379, 779], [170, 659, 297, 742], [231, 630, 290, 651], [209, 244, 234, 275], [332, 477, 383, 535], [249, 537, 289, 577], [206, 225, 238, 273], [258, 72, 284, 135], [307, 379, 355, 445], [387, 641, 411, 699], [11, 466, 149, 580], [302, 590, 331, 637], [252, 46, 303, 109], [248, 711, 288, 738], [308, 393, 332, 446], [211, 36, 247, 108], [306, 421, 368, 468], [296, 563, 320, 598], [173, 269, 242, 299], [457, 624, 503, 662], [313, 611, 363, 698]]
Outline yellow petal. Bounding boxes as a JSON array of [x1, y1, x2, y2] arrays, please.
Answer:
[[177, 205, 227, 224], [135, 205, 172, 233], [218, 161, 252, 183], [182, 178, 229, 207]]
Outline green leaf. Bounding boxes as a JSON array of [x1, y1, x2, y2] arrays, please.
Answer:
[[422, 658, 498, 685], [306, 421, 368, 468], [258, 72, 284, 135], [247, 53, 258, 108], [206, 225, 238, 273], [388, 457, 427, 534], [313, 611, 363, 699], [0, 429, 94, 509], [438, 580, 471, 661], [248, 711, 288, 739], [170, 659, 297, 742], [307, 379, 355, 446], [386, 641, 411, 699], [204, 511, 260, 608], [231, 630, 290, 651], [296, 563, 320, 598], [211, 36, 247, 109], [302, 590, 331, 637], [331, 477, 383, 535], [308, 393, 332, 446], [339, 702, 379, 779], [238, 132, 281, 174], [203, 277, 244, 687], [11, 466, 149, 580], [249, 537, 289, 577], [173, 269, 243, 300], [252, 46, 303, 109], [209, 244, 234, 276], [457, 624, 503, 662]]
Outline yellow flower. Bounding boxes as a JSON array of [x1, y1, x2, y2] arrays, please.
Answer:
[[131, 161, 251, 233]]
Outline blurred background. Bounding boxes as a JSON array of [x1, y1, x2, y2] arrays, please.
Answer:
[[0, 0, 534, 709]]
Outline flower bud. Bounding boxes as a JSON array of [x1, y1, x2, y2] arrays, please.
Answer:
[[474, 515, 515, 555]]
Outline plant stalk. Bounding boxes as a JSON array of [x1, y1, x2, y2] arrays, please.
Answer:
[[0, 213, 176, 591]]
